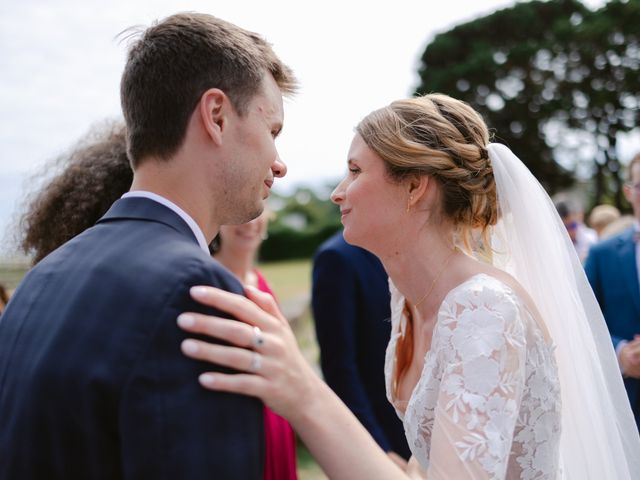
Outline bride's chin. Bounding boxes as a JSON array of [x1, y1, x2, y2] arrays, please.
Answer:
[[342, 229, 366, 249]]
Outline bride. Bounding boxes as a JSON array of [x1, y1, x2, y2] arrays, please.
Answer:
[[176, 94, 640, 479]]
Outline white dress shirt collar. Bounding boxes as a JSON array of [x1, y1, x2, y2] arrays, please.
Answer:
[[121, 191, 210, 254]]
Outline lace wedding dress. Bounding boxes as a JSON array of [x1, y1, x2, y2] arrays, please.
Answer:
[[385, 274, 562, 479]]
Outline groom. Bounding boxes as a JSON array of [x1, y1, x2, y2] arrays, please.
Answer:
[[0, 13, 296, 479]]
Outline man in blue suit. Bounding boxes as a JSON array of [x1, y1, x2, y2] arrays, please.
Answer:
[[312, 231, 410, 463], [585, 152, 640, 431], [0, 13, 295, 479]]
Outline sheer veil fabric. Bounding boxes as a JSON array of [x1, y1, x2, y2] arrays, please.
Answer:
[[487, 143, 640, 479]]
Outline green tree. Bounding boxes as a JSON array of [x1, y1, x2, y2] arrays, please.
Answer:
[[555, 0, 640, 207], [415, 0, 640, 208]]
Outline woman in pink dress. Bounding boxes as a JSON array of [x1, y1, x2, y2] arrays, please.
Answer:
[[212, 210, 298, 480]]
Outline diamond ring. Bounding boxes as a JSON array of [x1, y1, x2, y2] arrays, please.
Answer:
[[252, 326, 265, 349]]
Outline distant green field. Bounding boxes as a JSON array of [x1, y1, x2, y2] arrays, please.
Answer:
[[0, 264, 28, 291], [258, 258, 311, 303], [1, 260, 311, 300]]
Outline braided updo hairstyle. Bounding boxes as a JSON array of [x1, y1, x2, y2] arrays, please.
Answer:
[[356, 94, 498, 251], [358, 95, 499, 396]]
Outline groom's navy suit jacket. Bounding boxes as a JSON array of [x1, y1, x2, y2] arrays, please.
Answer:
[[585, 226, 640, 430], [312, 232, 410, 459], [0, 197, 263, 479]]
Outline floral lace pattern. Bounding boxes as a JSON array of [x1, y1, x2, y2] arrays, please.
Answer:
[[385, 274, 561, 479]]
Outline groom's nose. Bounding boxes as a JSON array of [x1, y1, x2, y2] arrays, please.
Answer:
[[272, 155, 287, 178]]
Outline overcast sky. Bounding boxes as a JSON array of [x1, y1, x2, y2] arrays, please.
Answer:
[[0, 0, 614, 256]]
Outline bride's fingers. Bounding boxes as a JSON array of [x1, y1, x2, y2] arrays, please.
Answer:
[[178, 313, 257, 349], [190, 286, 277, 329], [198, 372, 269, 398], [244, 285, 288, 325], [181, 339, 270, 374]]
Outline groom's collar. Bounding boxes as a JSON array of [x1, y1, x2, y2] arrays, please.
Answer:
[[98, 193, 210, 254]]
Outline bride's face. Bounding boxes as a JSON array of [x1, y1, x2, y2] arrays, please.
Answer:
[[331, 134, 406, 250]]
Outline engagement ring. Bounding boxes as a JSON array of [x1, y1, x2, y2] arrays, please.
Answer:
[[252, 326, 265, 348]]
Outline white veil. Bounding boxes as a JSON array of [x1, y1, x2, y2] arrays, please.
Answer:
[[487, 143, 640, 479]]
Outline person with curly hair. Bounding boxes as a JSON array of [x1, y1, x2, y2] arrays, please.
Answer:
[[18, 121, 131, 264]]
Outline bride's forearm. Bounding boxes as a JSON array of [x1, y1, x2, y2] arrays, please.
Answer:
[[290, 377, 408, 480]]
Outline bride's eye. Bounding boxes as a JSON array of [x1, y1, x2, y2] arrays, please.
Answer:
[[349, 167, 361, 175]]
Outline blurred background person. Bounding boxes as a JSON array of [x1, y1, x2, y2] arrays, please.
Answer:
[[18, 120, 131, 265], [585, 152, 640, 431], [211, 210, 297, 480], [210, 211, 273, 295], [601, 215, 636, 240], [312, 231, 410, 467], [555, 198, 597, 262], [17, 120, 297, 480], [588, 204, 621, 239]]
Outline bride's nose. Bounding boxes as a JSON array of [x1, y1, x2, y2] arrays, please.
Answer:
[[330, 179, 346, 205]]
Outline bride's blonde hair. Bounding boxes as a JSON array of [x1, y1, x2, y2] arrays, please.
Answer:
[[356, 94, 499, 396], [356, 94, 498, 239]]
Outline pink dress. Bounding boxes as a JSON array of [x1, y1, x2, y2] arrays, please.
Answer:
[[255, 270, 298, 480]]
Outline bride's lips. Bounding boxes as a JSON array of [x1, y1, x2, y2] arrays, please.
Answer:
[[340, 208, 351, 219]]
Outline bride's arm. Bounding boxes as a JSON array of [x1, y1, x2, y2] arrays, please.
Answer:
[[177, 285, 409, 480], [421, 295, 527, 480]]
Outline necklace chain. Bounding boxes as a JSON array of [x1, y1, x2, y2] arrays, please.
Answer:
[[412, 247, 458, 311]]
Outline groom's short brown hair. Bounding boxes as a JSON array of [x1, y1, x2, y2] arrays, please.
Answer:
[[120, 12, 297, 168]]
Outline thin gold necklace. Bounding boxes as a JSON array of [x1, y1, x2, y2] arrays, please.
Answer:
[[411, 247, 458, 312]]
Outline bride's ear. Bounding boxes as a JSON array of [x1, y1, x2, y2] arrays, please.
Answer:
[[407, 174, 430, 208]]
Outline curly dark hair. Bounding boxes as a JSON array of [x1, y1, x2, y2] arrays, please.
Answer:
[[19, 120, 132, 264]]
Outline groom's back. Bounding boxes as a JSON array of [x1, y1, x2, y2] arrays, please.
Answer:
[[0, 203, 263, 479]]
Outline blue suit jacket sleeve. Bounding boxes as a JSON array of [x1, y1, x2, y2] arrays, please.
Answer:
[[584, 246, 625, 349], [312, 248, 392, 452], [119, 261, 263, 479]]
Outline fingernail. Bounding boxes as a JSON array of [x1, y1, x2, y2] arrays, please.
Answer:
[[190, 286, 209, 297], [177, 314, 195, 328], [182, 340, 199, 354], [200, 373, 215, 385]]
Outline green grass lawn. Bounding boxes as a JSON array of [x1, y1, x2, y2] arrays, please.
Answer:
[[258, 258, 312, 303], [0, 263, 28, 291]]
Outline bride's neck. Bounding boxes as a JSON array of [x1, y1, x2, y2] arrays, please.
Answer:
[[380, 228, 457, 308]]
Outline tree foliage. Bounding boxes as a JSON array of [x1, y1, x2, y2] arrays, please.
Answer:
[[415, 0, 640, 208]]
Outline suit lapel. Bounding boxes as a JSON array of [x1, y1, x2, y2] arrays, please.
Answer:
[[616, 228, 640, 316], [97, 197, 201, 248]]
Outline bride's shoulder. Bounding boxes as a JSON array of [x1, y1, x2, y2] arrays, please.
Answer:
[[442, 272, 520, 309], [442, 269, 550, 339]]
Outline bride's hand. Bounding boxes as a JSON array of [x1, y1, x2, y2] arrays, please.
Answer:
[[177, 285, 321, 420]]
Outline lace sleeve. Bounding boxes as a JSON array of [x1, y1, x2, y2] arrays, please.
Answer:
[[426, 287, 526, 479]]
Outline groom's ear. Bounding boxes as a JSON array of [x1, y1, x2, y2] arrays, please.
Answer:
[[199, 88, 228, 146]]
